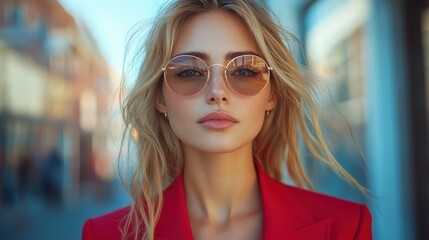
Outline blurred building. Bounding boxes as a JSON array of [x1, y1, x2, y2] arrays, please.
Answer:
[[267, 0, 428, 239], [0, 0, 114, 207]]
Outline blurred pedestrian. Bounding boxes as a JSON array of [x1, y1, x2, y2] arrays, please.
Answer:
[[0, 148, 16, 206], [17, 150, 36, 201], [41, 149, 63, 205]]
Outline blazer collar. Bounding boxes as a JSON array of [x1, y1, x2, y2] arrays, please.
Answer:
[[154, 161, 332, 239], [255, 161, 332, 239], [153, 172, 193, 240]]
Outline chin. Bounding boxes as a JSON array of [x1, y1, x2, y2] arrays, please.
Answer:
[[189, 140, 253, 155]]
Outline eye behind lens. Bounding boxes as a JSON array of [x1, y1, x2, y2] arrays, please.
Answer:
[[226, 55, 270, 96], [164, 55, 208, 96], [163, 54, 271, 96]]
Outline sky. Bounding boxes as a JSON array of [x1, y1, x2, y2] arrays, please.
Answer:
[[58, 0, 171, 73]]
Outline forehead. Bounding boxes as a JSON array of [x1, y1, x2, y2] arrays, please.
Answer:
[[172, 10, 261, 61]]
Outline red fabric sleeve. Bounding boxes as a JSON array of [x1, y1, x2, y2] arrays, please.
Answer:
[[355, 204, 373, 240], [82, 218, 94, 240]]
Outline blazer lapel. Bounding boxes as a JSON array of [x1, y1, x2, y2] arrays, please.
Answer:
[[287, 218, 333, 239], [153, 162, 332, 240], [154, 173, 194, 240], [256, 162, 332, 240]]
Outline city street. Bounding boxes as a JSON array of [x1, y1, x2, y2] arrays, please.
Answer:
[[0, 180, 130, 240]]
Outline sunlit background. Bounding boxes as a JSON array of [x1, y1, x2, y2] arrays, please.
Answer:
[[0, 0, 428, 239]]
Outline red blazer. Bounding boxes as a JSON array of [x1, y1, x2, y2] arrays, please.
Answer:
[[83, 162, 372, 239]]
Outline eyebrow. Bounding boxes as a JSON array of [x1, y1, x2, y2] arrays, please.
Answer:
[[172, 51, 263, 61], [226, 51, 263, 59], [173, 51, 209, 60]]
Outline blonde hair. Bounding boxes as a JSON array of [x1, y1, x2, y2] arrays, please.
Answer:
[[119, 0, 366, 239]]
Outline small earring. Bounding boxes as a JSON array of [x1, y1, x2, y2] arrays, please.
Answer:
[[164, 112, 167, 118], [266, 111, 270, 116]]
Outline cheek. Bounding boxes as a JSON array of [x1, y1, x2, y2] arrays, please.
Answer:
[[251, 92, 273, 126], [242, 100, 268, 133], [163, 89, 198, 136], [245, 90, 272, 117], [236, 94, 272, 133]]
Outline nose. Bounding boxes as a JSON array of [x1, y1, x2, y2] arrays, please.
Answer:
[[206, 64, 230, 104]]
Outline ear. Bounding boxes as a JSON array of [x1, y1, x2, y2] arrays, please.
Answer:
[[155, 93, 167, 114], [265, 93, 277, 112]]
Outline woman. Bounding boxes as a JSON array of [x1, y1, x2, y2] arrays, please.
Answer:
[[83, 0, 372, 239]]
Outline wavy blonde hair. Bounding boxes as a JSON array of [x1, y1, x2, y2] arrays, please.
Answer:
[[119, 0, 366, 239]]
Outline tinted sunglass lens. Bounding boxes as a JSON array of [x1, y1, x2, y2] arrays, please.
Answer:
[[226, 56, 270, 95], [164, 56, 208, 96], [164, 55, 270, 96]]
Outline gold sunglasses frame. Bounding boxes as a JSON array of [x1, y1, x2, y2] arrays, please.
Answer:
[[162, 54, 273, 97]]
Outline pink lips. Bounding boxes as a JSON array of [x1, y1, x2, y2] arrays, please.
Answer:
[[197, 112, 238, 130]]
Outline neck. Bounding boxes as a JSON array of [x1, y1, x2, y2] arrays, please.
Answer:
[[183, 145, 261, 225]]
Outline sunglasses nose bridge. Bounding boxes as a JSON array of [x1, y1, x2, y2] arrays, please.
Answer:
[[205, 63, 230, 93], [207, 63, 226, 71], [207, 63, 228, 81]]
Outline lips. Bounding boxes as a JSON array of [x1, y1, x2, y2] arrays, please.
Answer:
[[197, 112, 238, 130]]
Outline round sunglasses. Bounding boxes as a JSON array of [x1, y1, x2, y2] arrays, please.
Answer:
[[162, 54, 272, 96]]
